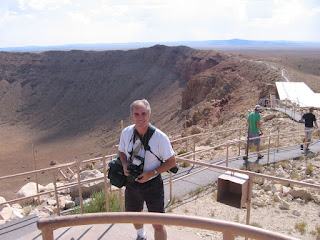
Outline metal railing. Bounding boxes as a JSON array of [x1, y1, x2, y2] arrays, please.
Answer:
[[37, 212, 298, 240]]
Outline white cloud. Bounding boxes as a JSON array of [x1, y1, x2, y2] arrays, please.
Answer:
[[18, 0, 72, 11], [0, 0, 319, 47]]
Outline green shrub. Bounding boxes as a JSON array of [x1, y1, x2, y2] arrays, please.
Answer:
[[177, 150, 187, 155], [306, 164, 313, 175], [311, 225, 320, 238], [71, 190, 123, 214], [179, 161, 191, 168], [295, 221, 307, 235]]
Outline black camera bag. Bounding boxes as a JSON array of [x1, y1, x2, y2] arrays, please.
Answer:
[[107, 155, 127, 188]]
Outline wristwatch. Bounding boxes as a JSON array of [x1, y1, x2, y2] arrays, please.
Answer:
[[154, 169, 158, 176]]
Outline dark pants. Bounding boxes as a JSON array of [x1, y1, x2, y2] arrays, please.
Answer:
[[125, 175, 165, 213]]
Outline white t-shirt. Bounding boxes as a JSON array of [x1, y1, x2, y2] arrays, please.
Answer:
[[118, 124, 174, 172]]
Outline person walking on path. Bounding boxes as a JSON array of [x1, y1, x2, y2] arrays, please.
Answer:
[[300, 107, 318, 151], [244, 105, 263, 162], [118, 99, 176, 240]]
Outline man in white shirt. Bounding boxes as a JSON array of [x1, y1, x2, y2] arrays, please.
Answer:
[[118, 99, 176, 240]]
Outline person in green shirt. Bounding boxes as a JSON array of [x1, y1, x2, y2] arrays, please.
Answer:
[[245, 105, 263, 161]]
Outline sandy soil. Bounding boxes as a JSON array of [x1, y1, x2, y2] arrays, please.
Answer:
[[168, 158, 320, 240]]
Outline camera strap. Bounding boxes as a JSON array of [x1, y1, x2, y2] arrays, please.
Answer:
[[130, 141, 142, 162], [134, 125, 163, 163]]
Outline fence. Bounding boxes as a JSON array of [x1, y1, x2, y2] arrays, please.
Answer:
[[37, 212, 298, 240]]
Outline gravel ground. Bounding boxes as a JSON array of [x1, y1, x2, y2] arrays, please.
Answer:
[[167, 158, 320, 240]]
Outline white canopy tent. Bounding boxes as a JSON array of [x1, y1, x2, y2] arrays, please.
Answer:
[[275, 82, 320, 108]]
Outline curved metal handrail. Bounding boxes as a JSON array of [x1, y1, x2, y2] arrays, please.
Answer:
[[37, 212, 298, 240]]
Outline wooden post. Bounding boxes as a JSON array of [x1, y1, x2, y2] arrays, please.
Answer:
[[185, 138, 188, 153], [53, 170, 61, 216], [238, 129, 241, 155], [32, 144, 40, 205], [226, 143, 229, 167], [267, 136, 271, 166], [223, 231, 234, 240], [277, 127, 280, 151], [103, 155, 110, 212], [120, 120, 124, 131], [245, 126, 250, 170], [170, 172, 173, 202], [76, 158, 84, 214], [193, 138, 196, 162], [119, 120, 124, 212], [41, 228, 54, 240], [245, 177, 253, 240]]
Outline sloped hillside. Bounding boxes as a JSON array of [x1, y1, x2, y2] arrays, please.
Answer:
[[0, 46, 282, 170]]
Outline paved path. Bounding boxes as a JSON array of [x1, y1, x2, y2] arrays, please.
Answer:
[[275, 107, 302, 122]]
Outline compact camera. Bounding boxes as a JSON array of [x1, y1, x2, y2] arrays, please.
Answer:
[[127, 155, 144, 183]]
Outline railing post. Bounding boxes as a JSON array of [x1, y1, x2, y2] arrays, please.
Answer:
[[53, 170, 61, 216], [245, 177, 253, 227], [119, 188, 123, 212], [267, 136, 271, 166], [170, 172, 173, 202], [223, 231, 234, 240], [277, 127, 280, 151], [238, 129, 241, 155], [41, 227, 54, 240], [119, 120, 124, 212], [193, 138, 195, 160], [103, 155, 109, 212], [226, 143, 229, 167], [32, 144, 40, 205], [76, 158, 84, 214], [185, 138, 188, 153]]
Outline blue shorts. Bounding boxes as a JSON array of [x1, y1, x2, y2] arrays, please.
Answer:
[[125, 174, 164, 213], [249, 132, 261, 146]]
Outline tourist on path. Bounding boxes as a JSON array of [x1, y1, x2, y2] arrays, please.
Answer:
[[118, 99, 176, 240], [245, 105, 263, 162], [301, 107, 318, 151]]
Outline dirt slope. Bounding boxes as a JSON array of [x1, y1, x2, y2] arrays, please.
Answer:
[[0, 46, 283, 198]]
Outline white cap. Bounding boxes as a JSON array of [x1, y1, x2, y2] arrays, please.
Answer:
[[255, 105, 262, 110]]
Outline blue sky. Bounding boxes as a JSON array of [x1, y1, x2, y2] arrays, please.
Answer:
[[1, 0, 320, 48]]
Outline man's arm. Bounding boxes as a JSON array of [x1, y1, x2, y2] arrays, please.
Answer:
[[257, 120, 263, 135], [136, 155, 176, 183], [118, 151, 130, 176], [314, 120, 319, 129]]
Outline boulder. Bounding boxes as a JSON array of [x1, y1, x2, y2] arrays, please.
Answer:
[[272, 184, 282, 193], [289, 188, 312, 200], [0, 207, 14, 221], [274, 192, 282, 202], [10, 209, 24, 220], [313, 194, 320, 204], [292, 210, 301, 216], [17, 182, 45, 205], [69, 169, 104, 199], [279, 200, 290, 210], [263, 114, 276, 121], [252, 198, 265, 207], [65, 200, 76, 209], [282, 186, 291, 196], [0, 197, 10, 211]]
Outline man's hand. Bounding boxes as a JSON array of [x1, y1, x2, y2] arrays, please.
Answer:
[[136, 171, 154, 183], [118, 151, 130, 176], [122, 162, 130, 176]]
